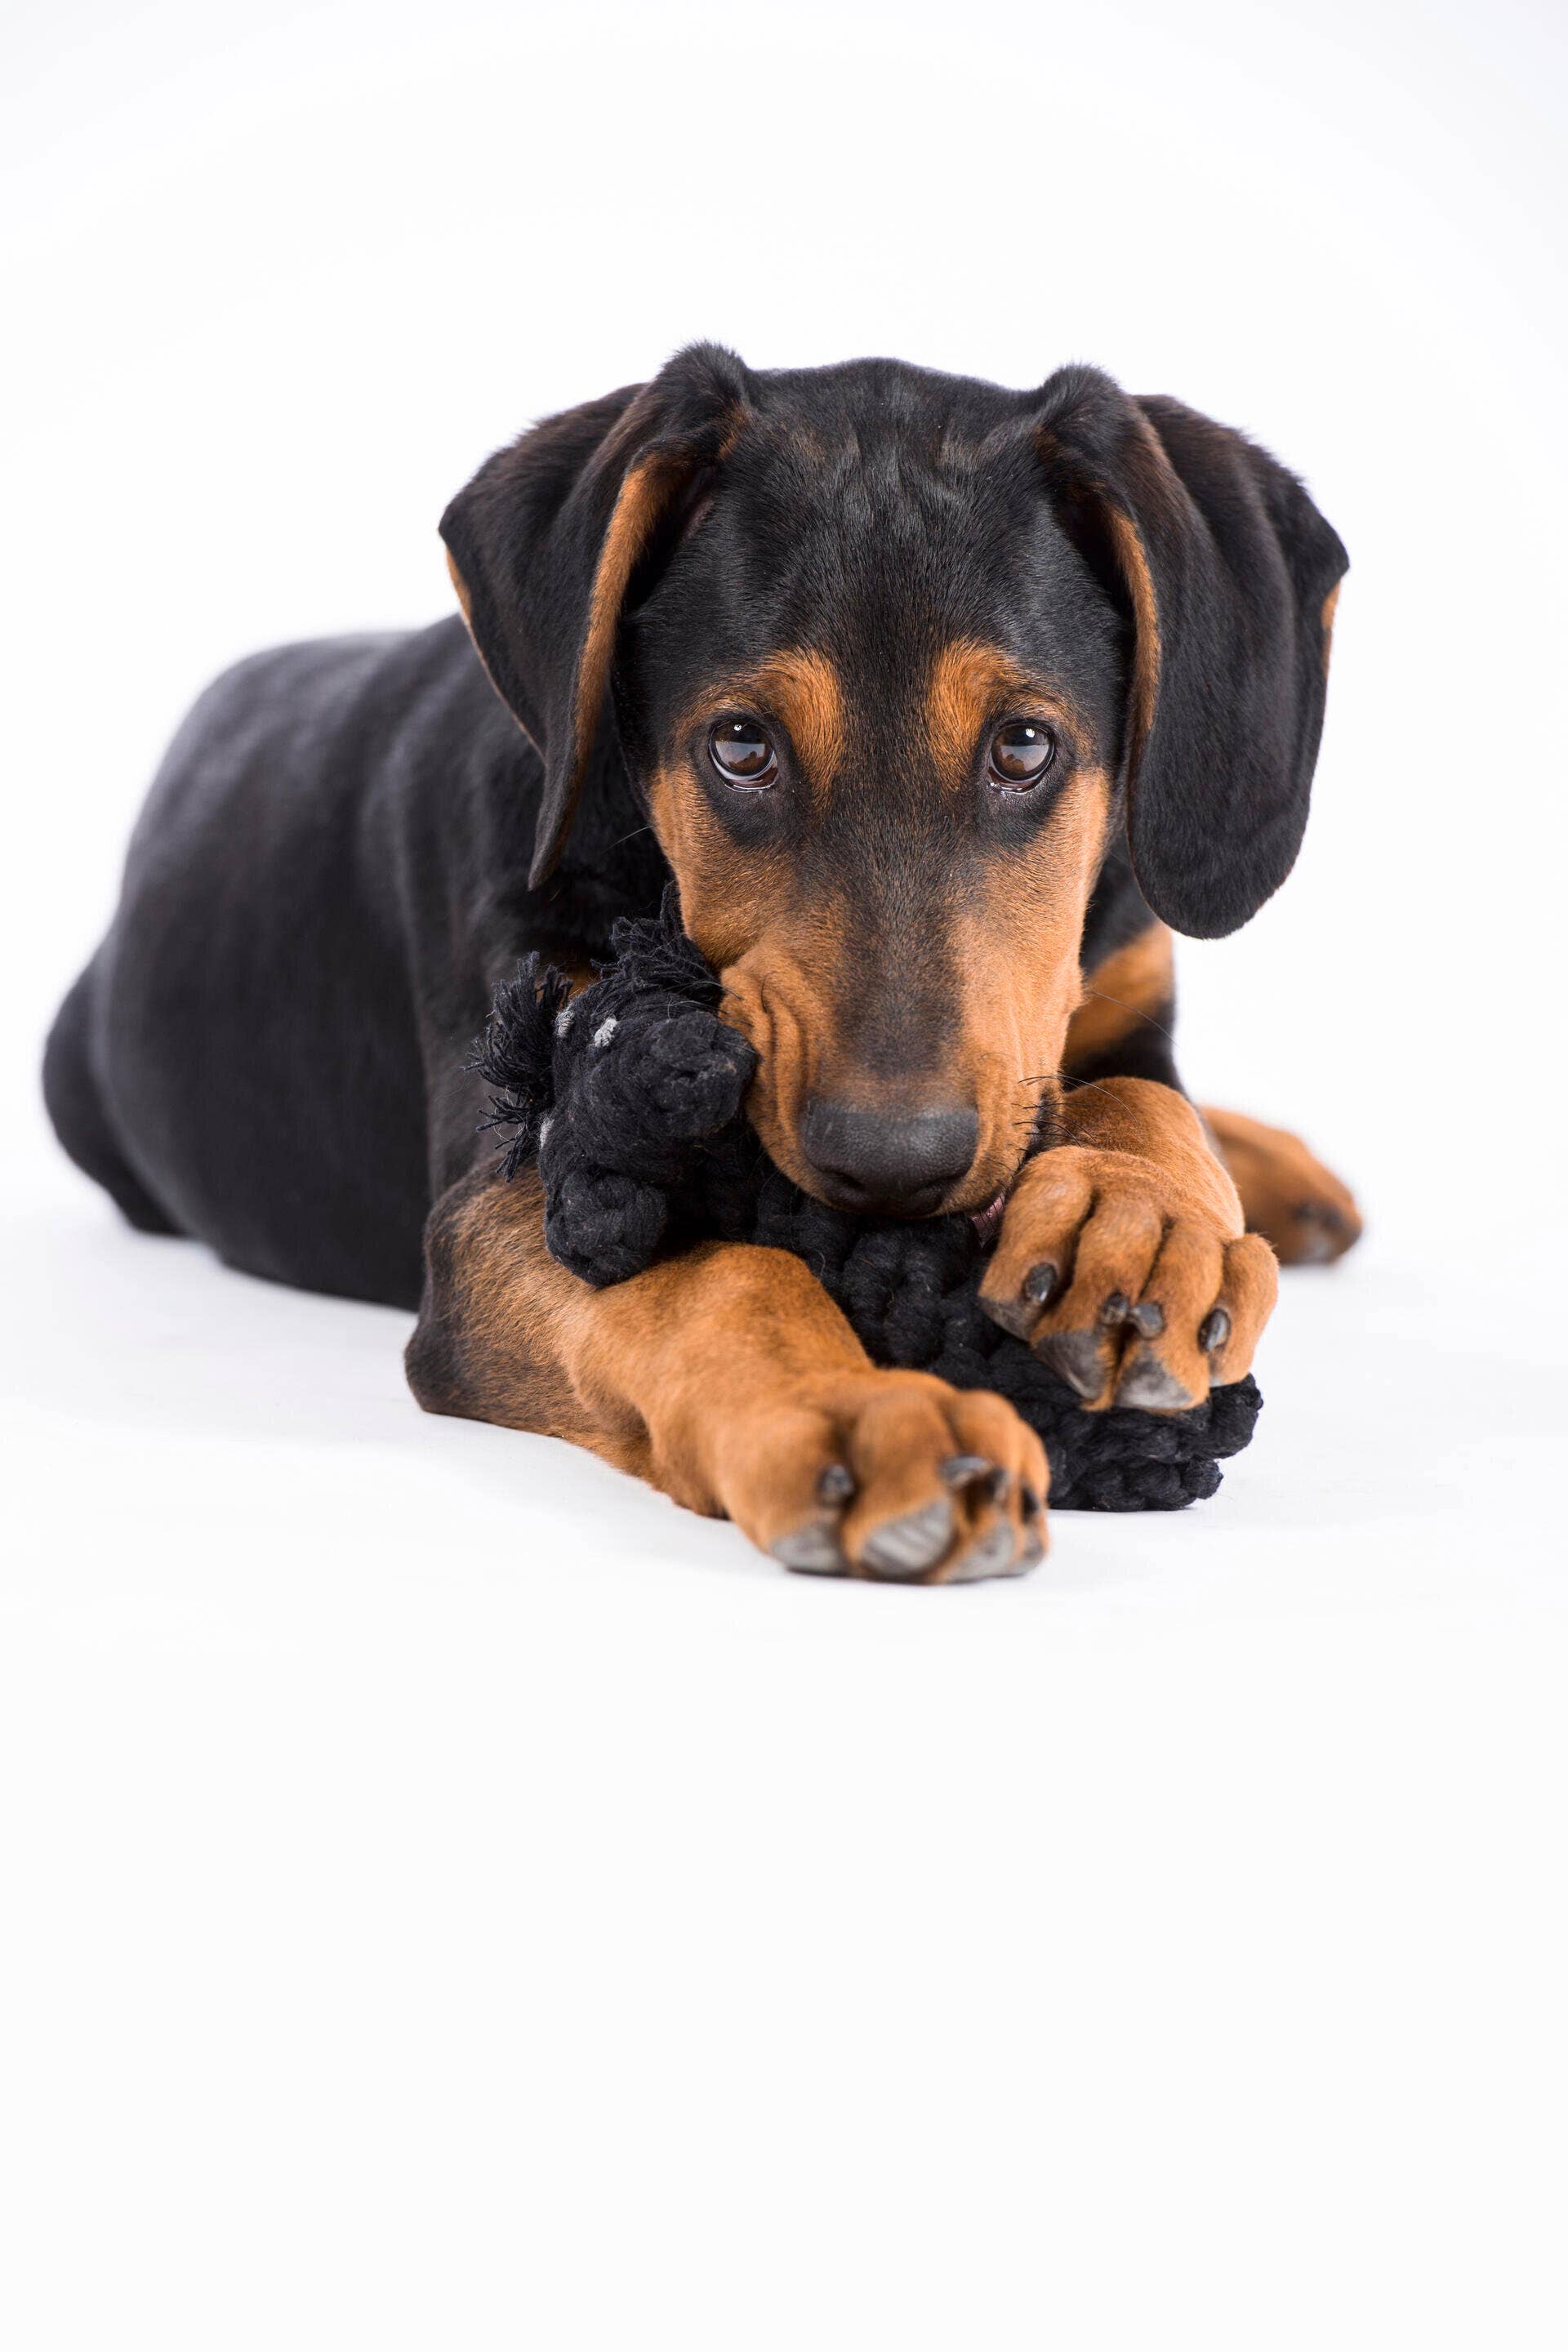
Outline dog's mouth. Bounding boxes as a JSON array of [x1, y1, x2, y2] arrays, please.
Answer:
[[970, 1190, 1009, 1248]]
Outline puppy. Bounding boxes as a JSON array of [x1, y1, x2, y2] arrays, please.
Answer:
[[45, 346, 1359, 1580]]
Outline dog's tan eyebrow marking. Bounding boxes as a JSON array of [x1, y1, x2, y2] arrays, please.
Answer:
[[683, 649, 847, 795], [924, 639, 1087, 784]]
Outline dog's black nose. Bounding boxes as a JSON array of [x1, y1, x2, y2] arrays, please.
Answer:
[[801, 1098, 978, 1214]]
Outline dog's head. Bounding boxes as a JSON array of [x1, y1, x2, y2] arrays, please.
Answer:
[[442, 345, 1346, 1217]]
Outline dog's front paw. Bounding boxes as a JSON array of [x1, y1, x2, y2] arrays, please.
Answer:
[[978, 1146, 1278, 1411], [718, 1370, 1049, 1584]]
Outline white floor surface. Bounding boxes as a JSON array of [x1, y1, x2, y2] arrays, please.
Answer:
[[4, 1173, 1566, 2350]]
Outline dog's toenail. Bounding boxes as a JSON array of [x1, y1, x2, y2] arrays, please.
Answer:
[[1020, 1481, 1042, 1518], [1022, 1261, 1059, 1306], [980, 1293, 1035, 1340], [1038, 1331, 1104, 1401], [987, 1465, 1009, 1504], [1115, 1349, 1197, 1412], [1129, 1298, 1165, 1338], [945, 1523, 1018, 1582], [1099, 1290, 1130, 1327], [772, 1524, 844, 1574], [1199, 1307, 1231, 1354], [817, 1462, 855, 1506], [862, 1498, 955, 1580], [940, 1453, 991, 1489]]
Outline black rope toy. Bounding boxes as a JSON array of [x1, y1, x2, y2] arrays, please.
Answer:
[[474, 901, 1261, 1512]]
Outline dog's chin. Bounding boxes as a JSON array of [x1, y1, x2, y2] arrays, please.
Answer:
[[803, 1172, 953, 1221], [794, 1169, 1012, 1224]]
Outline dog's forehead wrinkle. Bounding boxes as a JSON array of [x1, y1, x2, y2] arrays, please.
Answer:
[[754, 511, 1018, 684], [737, 402, 1007, 552], [801, 450, 988, 552]]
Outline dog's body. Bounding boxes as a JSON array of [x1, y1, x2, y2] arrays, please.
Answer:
[[46, 350, 1360, 1581], [45, 619, 662, 1308]]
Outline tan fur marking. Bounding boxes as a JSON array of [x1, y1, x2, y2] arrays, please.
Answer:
[[675, 649, 847, 800], [1065, 922, 1174, 1068], [753, 648, 846, 795], [1202, 1104, 1362, 1263], [645, 757, 796, 975], [574, 454, 676, 769], [1054, 1079, 1241, 1228], [1106, 506, 1161, 766], [718, 893, 853, 1188], [924, 640, 1088, 785], [947, 766, 1114, 1209], [445, 545, 474, 629], [1321, 581, 1341, 675]]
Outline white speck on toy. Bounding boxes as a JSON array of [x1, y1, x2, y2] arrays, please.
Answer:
[[555, 1003, 575, 1036], [537, 1112, 553, 1147], [592, 1015, 618, 1048]]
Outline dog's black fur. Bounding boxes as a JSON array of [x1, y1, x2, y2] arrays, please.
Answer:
[[45, 622, 665, 1306], [44, 346, 1345, 1321]]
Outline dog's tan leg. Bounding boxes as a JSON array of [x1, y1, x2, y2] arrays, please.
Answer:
[[407, 1168, 1049, 1582], [1201, 1106, 1363, 1265]]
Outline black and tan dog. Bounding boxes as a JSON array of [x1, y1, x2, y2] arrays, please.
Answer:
[[44, 345, 1360, 1581]]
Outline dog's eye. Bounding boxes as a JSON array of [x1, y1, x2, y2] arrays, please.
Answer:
[[708, 719, 778, 788], [987, 722, 1057, 790]]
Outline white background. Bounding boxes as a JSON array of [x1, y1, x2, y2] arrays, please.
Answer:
[[4, 2, 1566, 2345]]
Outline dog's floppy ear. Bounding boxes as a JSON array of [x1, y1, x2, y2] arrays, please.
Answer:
[[1033, 368, 1348, 938], [441, 342, 753, 887]]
